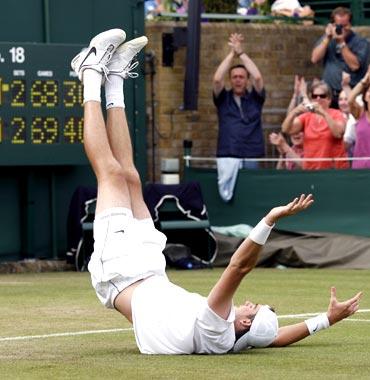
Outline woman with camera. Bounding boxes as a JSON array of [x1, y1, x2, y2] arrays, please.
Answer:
[[281, 81, 349, 170]]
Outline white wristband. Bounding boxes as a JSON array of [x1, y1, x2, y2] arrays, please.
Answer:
[[305, 313, 330, 335], [248, 218, 274, 245]]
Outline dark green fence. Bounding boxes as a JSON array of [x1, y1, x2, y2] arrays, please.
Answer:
[[184, 167, 370, 238], [303, 0, 370, 25]]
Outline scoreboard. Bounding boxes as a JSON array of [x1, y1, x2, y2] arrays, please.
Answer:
[[0, 42, 87, 165]]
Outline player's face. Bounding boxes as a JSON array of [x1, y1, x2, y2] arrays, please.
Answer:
[[230, 68, 248, 96], [238, 300, 261, 320]]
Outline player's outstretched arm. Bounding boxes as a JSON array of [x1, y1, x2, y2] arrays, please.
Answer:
[[208, 194, 314, 320], [270, 287, 363, 347], [264, 193, 314, 226]]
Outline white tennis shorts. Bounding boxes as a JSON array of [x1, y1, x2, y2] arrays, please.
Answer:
[[88, 207, 167, 309]]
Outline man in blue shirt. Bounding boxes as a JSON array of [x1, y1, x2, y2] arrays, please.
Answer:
[[213, 33, 265, 201], [311, 7, 370, 109]]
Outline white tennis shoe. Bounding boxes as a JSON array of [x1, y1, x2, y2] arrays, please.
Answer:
[[71, 28, 126, 82], [108, 36, 148, 79]]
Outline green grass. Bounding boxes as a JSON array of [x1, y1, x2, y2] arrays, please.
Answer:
[[1, 269, 370, 379]]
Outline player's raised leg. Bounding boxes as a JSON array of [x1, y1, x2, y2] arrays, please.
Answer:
[[71, 29, 130, 214], [104, 36, 150, 219]]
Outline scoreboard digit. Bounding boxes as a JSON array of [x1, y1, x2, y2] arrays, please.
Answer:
[[0, 42, 87, 165]]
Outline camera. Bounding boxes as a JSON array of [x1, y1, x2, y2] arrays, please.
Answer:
[[305, 103, 315, 112], [335, 24, 343, 35]]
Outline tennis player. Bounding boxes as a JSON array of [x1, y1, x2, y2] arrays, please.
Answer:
[[72, 29, 362, 354]]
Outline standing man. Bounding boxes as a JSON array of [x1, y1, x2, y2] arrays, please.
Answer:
[[213, 33, 265, 202], [311, 7, 369, 109]]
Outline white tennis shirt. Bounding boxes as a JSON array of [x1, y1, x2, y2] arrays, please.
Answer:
[[131, 275, 236, 354]]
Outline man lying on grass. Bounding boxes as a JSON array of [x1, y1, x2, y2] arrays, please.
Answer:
[[74, 28, 363, 355]]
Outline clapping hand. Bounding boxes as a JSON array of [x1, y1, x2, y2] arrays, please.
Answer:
[[228, 33, 244, 56], [293, 75, 300, 97], [269, 132, 287, 154], [341, 71, 351, 88], [299, 77, 308, 99], [361, 64, 370, 86]]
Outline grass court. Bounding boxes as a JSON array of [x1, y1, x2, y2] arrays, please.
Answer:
[[1, 268, 370, 379]]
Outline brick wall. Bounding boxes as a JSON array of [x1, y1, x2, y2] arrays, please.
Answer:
[[145, 21, 370, 180]]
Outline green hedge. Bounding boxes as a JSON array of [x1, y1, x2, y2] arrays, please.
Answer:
[[202, 0, 237, 14]]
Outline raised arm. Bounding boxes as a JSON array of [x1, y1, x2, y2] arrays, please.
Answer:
[[282, 103, 307, 135], [213, 49, 234, 97], [229, 33, 264, 93], [271, 287, 362, 347], [311, 24, 333, 64], [287, 76, 309, 115], [208, 194, 314, 320], [348, 65, 370, 118]]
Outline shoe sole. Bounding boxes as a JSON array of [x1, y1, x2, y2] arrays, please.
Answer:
[[89, 28, 126, 50], [115, 36, 148, 54]]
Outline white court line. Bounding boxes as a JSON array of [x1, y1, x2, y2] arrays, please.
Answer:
[[278, 309, 370, 319], [2, 309, 370, 342], [0, 328, 133, 342]]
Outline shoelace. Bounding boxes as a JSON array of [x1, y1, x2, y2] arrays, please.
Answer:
[[121, 60, 139, 79], [100, 64, 110, 82]]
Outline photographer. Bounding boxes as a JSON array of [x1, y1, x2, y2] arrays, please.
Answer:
[[311, 7, 369, 109], [281, 80, 349, 170]]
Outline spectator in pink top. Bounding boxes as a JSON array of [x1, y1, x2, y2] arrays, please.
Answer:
[[347, 66, 370, 169]]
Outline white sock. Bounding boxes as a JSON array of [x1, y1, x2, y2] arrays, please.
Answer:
[[83, 69, 102, 103], [105, 75, 125, 109]]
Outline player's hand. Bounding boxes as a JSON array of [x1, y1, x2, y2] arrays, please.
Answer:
[[265, 194, 314, 225], [326, 287, 362, 325]]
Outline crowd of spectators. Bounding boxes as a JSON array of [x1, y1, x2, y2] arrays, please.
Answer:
[[145, 0, 313, 20], [147, 4, 370, 201], [207, 6, 370, 203]]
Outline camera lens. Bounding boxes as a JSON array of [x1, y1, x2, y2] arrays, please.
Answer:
[[335, 24, 343, 35]]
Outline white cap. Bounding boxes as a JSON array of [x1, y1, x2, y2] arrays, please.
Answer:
[[233, 305, 279, 352]]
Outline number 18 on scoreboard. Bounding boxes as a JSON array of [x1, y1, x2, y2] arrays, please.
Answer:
[[0, 42, 86, 165]]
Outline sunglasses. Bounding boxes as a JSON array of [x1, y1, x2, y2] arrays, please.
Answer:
[[311, 93, 328, 99]]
